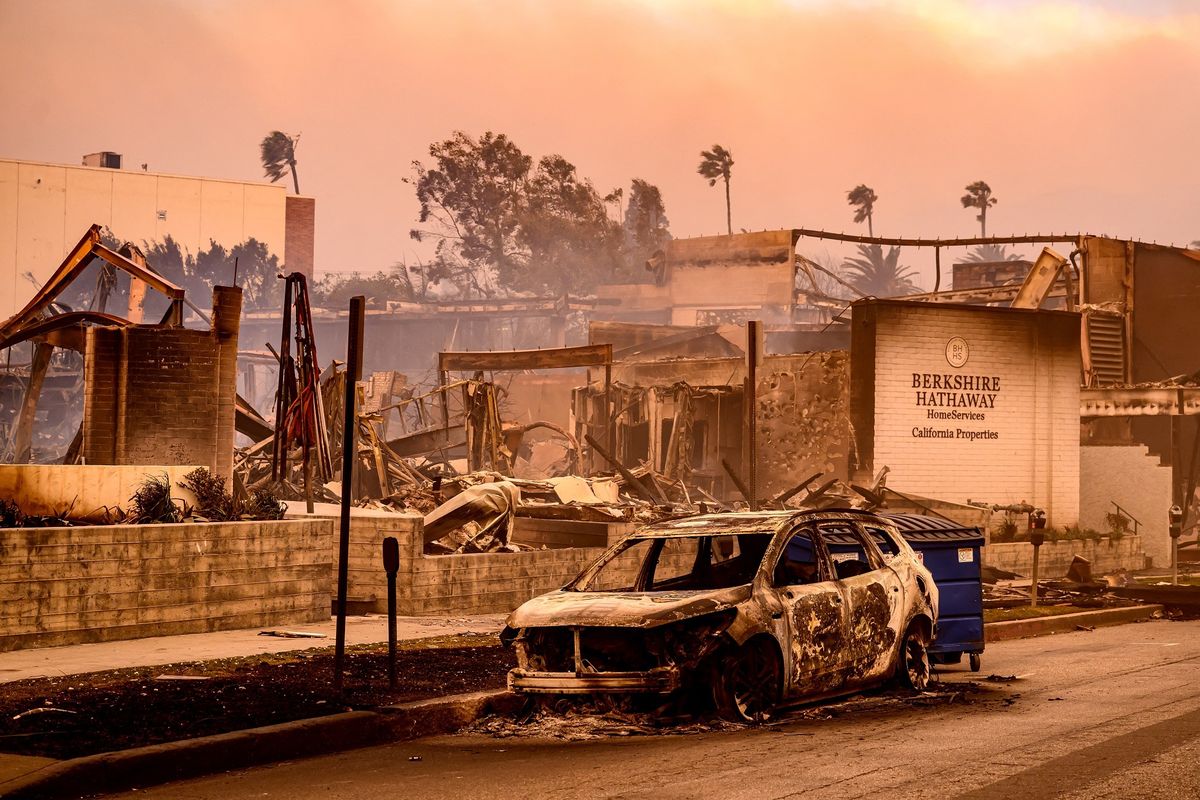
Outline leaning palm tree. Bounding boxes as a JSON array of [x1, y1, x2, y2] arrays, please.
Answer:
[[847, 184, 878, 237], [260, 131, 300, 194], [698, 144, 734, 235], [842, 244, 919, 297], [960, 180, 996, 236]]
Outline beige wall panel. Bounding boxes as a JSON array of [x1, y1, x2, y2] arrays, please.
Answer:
[[154, 176, 202, 251], [15, 163, 67, 288], [199, 180, 245, 249], [242, 183, 286, 257], [64, 168, 113, 237], [109, 171, 158, 247], [0, 161, 20, 319], [669, 263, 793, 307]]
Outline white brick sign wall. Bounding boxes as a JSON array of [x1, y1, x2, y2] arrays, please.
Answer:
[[855, 302, 1080, 527]]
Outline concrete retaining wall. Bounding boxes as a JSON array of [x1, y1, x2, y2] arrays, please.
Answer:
[[308, 506, 630, 616], [985, 534, 1146, 577], [0, 519, 333, 651]]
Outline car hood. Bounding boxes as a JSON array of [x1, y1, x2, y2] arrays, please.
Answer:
[[507, 584, 752, 629]]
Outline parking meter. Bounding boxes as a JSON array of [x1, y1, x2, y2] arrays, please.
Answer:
[[383, 536, 400, 688], [1029, 509, 1045, 605]]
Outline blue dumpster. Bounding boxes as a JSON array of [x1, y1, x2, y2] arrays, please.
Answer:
[[883, 513, 985, 671]]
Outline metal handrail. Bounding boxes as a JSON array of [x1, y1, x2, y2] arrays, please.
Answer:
[[1110, 501, 1141, 535]]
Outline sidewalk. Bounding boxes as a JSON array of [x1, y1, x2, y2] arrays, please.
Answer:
[[0, 613, 507, 684]]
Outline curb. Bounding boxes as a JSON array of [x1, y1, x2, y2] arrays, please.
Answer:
[[0, 690, 514, 800], [985, 604, 1163, 643]]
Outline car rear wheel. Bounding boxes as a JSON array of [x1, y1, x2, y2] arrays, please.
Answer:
[[714, 639, 781, 723], [897, 624, 932, 691]]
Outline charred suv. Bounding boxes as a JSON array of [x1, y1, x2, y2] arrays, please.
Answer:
[[501, 510, 939, 722]]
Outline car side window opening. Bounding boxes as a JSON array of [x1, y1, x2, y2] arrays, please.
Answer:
[[773, 528, 826, 586], [820, 523, 880, 580], [578, 534, 773, 593], [863, 526, 902, 560]]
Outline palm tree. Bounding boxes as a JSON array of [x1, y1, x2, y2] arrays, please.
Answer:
[[260, 131, 300, 194], [842, 244, 919, 297], [698, 144, 734, 235], [962, 244, 1026, 263], [960, 180, 996, 236], [847, 184, 878, 237]]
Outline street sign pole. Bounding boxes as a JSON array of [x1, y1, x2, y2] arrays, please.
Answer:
[[334, 296, 365, 690]]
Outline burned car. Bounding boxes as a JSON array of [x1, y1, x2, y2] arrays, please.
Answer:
[[501, 509, 939, 722]]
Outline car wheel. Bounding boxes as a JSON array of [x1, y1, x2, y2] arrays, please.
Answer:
[[897, 624, 932, 691], [714, 639, 781, 724], [969, 652, 981, 672]]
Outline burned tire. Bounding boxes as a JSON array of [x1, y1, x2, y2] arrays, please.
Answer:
[[714, 639, 781, 724], [897, 623, 932, 691]]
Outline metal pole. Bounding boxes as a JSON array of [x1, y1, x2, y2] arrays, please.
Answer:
[[334, 296, 365, 690], [1030, 544, 1040, 607], [1174, 539, 1180, 586], [746, 320, 761, 511], [1170, 505, 1183, 586], [383, 536, 400, 690]]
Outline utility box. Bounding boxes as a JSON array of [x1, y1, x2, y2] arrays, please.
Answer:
[[82, 151, 122, 169], [884, 513, 986, 670]]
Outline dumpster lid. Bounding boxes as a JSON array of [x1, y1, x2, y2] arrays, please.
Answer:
[[879, 513, 985, 545]]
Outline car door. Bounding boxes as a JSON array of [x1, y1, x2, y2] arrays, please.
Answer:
[[819, 522, 904, 685], [768, 524, 850, 697]]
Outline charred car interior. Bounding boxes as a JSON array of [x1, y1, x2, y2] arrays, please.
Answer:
[[501, 509, 940, 722]]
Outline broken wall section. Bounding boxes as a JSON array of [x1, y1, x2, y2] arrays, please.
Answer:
[[83, 286, 241, 482], [755, 351, 850, 500], [577, 351, 851, 503]]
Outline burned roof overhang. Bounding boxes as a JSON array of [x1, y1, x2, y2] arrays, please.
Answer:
[[0, 311, 135, 352], [1081, 386, 1200, 416], [0, 225, 188, 344]]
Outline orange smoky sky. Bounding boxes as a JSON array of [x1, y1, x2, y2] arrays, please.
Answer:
[[2, 0, 1198, 286]]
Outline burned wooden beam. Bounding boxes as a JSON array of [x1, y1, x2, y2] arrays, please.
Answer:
[[721, 458, 752, 504], [439, 344, 612, 372], [10, 342, 53, 463], [584, 433, 659, 504]]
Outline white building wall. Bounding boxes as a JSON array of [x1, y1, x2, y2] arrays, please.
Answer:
[[0, 158, 288, 319], [1080, 445, 1172, 567], [868, 303, 1081, 527]]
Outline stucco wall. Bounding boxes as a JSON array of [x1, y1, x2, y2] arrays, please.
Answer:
[[0, 464, 201, 522], [1080, 445, 1172, 567], [0, 519, 332, 651], [0, 158, 295, 319]]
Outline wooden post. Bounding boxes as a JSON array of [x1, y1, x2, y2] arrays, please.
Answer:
[[335, 296, 365, 690], [12, 342, 53, 463], [604, 361, 613, 459]]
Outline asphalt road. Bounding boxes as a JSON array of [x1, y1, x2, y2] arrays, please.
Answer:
[[104, 620, 1200, 800]]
